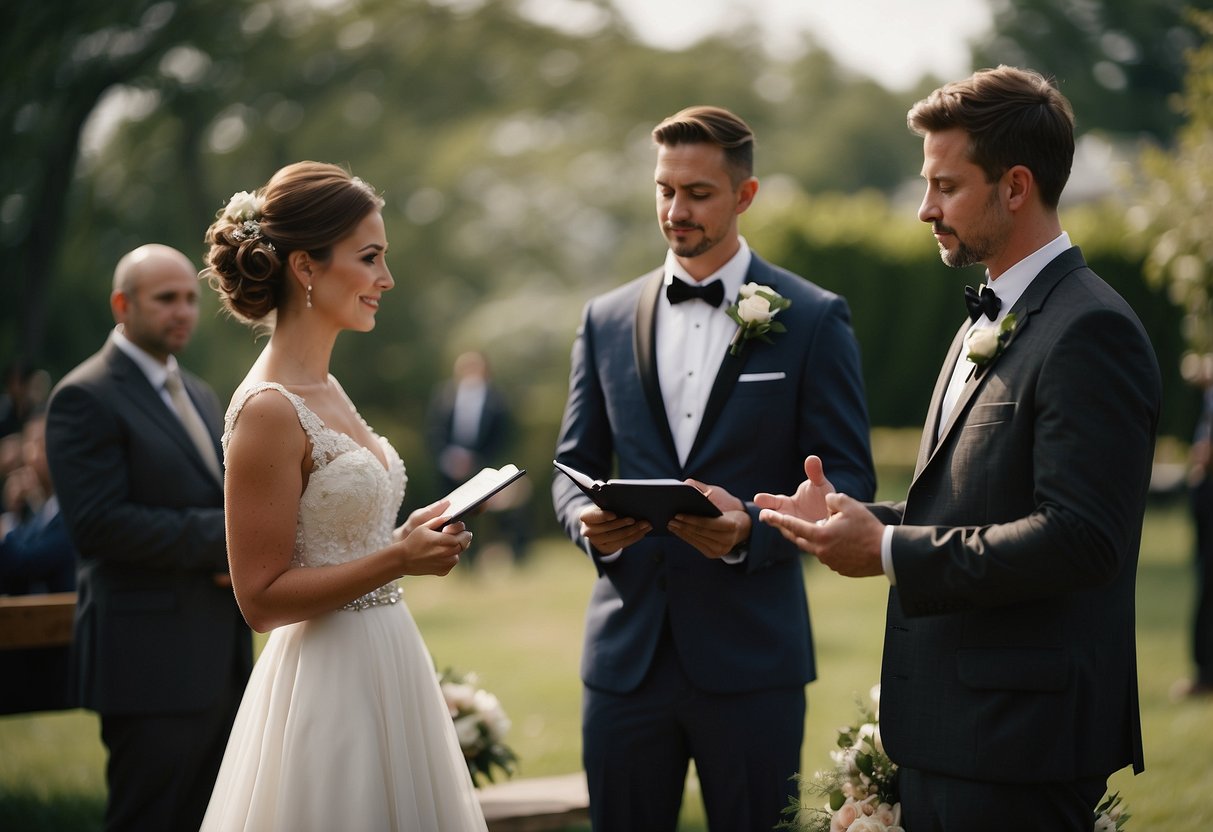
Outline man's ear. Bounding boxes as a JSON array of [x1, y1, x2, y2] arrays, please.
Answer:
[[1005, 165, 1034, 212], [735, 176, 759, 215], [110, 290, 128, 324]]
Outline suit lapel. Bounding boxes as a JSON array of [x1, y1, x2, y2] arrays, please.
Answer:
[[914, 247, 1083, 482], [915, 319, 970, 478], [106, 344, 221, 484], [634, 269, 680, 464], [684, 258, 769, 464]]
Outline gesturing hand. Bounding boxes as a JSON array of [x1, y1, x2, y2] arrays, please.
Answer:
[[754, 455, 835, 523], [759, 491, 885, 578]]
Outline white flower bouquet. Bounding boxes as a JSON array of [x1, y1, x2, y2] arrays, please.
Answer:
[[778, 685, 1130, 832], [437, 666, 518, 786]]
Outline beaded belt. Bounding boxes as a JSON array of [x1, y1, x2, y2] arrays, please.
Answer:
[[342, 582, 402, 612]]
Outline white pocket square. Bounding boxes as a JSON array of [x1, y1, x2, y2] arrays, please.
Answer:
[[737, 372, 786, 382]]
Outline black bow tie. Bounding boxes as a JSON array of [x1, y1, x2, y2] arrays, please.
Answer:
[[667, 278, 725, 308], [964, 284, 1002, 322]]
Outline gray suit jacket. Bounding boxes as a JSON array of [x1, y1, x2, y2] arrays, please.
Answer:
[[46, 339, 252, 715], [553, 254, 875, 695], [870, 247, 1158, 782]]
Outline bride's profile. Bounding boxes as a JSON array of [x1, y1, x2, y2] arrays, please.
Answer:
[[199, 161, 487, 831]]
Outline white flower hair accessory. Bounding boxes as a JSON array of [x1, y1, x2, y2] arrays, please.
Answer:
[[221, 190, 275, 251]]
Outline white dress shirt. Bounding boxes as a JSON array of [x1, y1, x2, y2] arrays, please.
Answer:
[[599, 239, 752, 564], [111, 326, 179, 412], [656, 238, 752, 466], [880, 232, 1073, 584]]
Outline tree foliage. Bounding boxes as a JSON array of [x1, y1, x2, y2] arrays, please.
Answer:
[[1, 0, 1195, 511], [972, 0, 1213, 140], [1134, 10, 1213, 376]]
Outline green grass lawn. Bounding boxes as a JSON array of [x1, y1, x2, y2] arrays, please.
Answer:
[[2, 501, 1211, 830]]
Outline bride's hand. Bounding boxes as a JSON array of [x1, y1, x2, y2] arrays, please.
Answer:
[[395, 515, 471, 577], [394, 499, 451, 541]]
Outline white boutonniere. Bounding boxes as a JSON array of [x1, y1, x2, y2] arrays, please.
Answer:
[[727, 282, 791, 356], [965, 313, 1016, 368]]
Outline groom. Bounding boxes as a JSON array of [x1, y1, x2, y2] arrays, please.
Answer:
[[758, 67, 1160, 830], [552, 105, 875, 831]]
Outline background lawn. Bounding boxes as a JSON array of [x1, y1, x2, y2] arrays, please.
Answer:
[[1, 500, 1210, 830]]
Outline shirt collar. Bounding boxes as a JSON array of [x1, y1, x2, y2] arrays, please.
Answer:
[[982, 231, 1071, 318], [663, 237, 753, 304], [110, 326, 179, 391]]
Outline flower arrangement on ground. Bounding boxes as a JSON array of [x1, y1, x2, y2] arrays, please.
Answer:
[[437, 666, 518, 786], [778, 685, 901, 832], [777, 685, 1130, 832]]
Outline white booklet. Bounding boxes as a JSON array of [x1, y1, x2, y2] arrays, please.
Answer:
[[440, 464, 527, 524]]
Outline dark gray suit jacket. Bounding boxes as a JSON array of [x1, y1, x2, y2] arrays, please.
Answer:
[[46, 339, 252, 715], [553, 255, 875, 695], [871, 247, 1159, 783]]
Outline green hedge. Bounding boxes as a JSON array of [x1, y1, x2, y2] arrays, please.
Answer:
[[748, 193, 1193, 439]]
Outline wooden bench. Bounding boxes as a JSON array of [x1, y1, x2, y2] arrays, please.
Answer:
[[0, 592, 75, 649], [478, 772, 589, 831]]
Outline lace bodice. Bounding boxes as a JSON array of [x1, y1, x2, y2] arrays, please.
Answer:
[[223, 382, 407, 571]]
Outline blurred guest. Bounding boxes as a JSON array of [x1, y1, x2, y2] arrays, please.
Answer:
[[45, 244, 252, 832], [0, 410, 76, 714], [0, 359, 49, 477], [1, 411, 75, 594], [1176, 353, 1213, 699], [427, 350, 529, 565]]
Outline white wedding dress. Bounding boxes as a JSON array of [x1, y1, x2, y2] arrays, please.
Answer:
[[200, 382, 487, 832]]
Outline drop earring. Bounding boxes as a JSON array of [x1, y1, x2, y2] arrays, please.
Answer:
[[306, 284, 313, 308]]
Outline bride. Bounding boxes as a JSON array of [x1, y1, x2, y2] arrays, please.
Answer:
[[199, 162, 487, 831]]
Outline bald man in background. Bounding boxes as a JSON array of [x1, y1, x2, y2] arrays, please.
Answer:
[[46, 244, 251, 831]]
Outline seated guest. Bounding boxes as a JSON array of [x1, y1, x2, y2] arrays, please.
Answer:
[[0, 410, 77, 714]]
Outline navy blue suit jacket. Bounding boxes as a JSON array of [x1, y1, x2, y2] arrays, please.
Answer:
[[553, 255, 875, 695], [0, 509, 76, 595]]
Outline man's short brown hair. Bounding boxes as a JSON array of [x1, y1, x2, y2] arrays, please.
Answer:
[[907, 66, 1075, 208], [652, 105, 755, 186]]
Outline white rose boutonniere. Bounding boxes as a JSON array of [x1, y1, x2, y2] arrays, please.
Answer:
[[965, 313, 1016, 368], [727, 282, 791, 356]]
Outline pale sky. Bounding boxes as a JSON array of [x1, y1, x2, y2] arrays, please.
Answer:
[[582, 0, 993, 90]]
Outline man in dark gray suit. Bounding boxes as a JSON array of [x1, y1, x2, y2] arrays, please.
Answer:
[[552, 106, 875, 831], [759, 67, 1159, 830], [46, 244, 252, 831]]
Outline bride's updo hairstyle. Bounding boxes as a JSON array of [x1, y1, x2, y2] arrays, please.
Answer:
[[204, 161, 384, 324]]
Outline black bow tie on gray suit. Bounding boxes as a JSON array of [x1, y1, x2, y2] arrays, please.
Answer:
[[965, 284, 1002, 322]]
